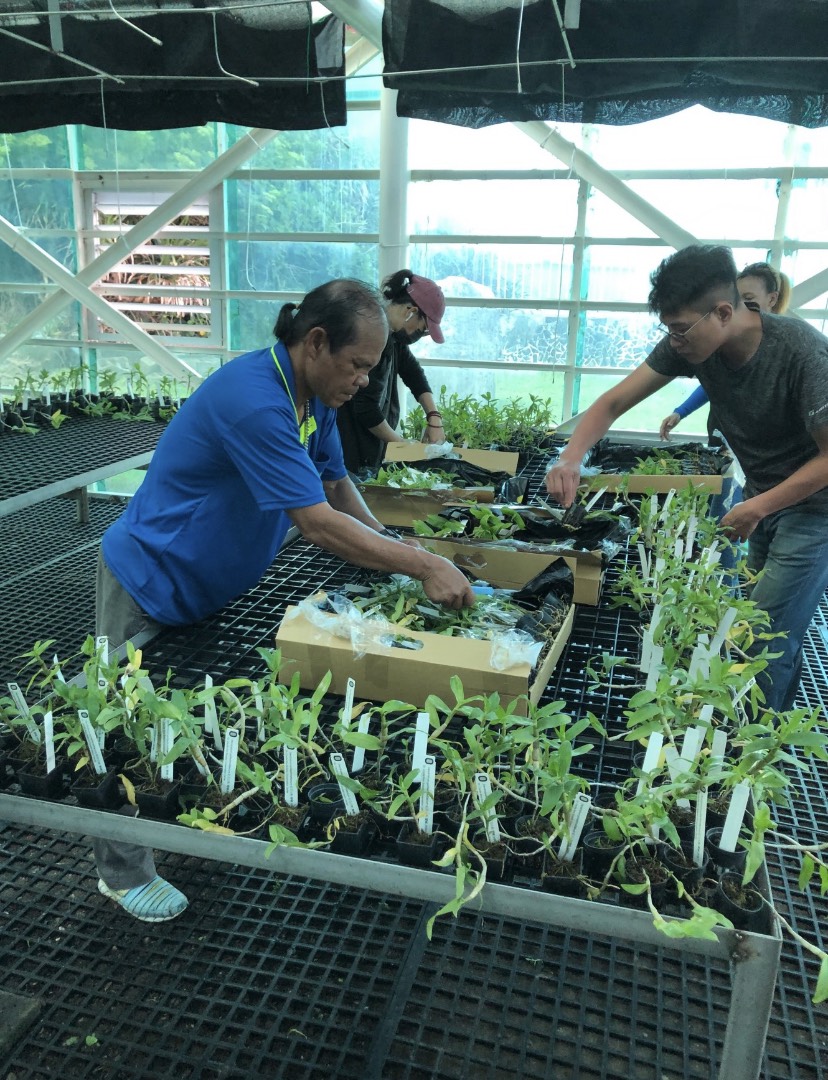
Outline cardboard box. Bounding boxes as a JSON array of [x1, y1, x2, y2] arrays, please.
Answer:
[[592, 472, 723, 495], [422, 538, 604, 607], [384, 442, 519, 475], [359, 484, 494, 528], [276, 602, 574, 715]]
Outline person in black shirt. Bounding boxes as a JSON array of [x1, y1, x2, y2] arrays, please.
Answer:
[[337, 269, 447, 473]]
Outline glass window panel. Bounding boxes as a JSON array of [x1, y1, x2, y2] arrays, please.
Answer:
[[228, 109, 380, 169], [414, 244, 574, 303], [410, 179, 579, 236], [577, 106, 799, 171], [2, 128, 70, 169], [621, 179, 778, 241], [410, 119, 562, 170], [409, 306, 569, 365], [575, 372, 707, 433], [0, 178, 74, 232], [579, 310, 663, 369], [786, 180, 828, 242], [580, 245, 671, 304], [346, 53, 382, 103], [226, 178, 379, 234], [413, 364, 566, 426], [79, 126, 217, 170]]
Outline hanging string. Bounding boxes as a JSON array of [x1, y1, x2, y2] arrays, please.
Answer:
[[99, 80, 124, 239], [515, 0, 526, 94], [212, 13, 259, 86], [106, 0, 163, 47], [2, 133, 23, 226]]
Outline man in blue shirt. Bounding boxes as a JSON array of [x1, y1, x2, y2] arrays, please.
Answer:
[[95, 278, 475, 922]]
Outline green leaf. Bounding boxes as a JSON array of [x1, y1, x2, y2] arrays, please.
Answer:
[[814, 956, 828, 1005]]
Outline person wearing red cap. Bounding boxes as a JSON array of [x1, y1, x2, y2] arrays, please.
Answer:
[[337, 269, 447, 473]]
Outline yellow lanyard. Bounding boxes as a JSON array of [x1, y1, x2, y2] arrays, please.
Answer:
[[271, 344, 317, 446]]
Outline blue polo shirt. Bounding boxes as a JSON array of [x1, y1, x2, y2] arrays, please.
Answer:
[[102, 343, 346, 624]]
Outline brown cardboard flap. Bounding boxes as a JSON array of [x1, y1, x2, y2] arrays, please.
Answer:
[[359, 485, 493, 527], [384, 442, 519, 475], [424, 537, 603, 606]]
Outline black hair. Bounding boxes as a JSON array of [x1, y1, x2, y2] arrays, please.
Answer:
[[381, 268, 416, 306], [648, 245, 740, 317], [738, 261, 792, 315], [272, 279, 386, 351]]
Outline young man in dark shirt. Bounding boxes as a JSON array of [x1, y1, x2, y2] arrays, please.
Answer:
[[546, 244, 828, 713]]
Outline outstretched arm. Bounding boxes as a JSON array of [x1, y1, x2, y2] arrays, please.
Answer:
[[546, 363, 674, 506]]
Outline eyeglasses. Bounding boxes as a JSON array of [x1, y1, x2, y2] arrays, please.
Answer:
[[658, 308, 714, 345]]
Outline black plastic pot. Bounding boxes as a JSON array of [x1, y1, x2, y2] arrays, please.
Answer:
[[581, 829, 625, 879], [512, 815, 552, 876], [135, 780, 182, 820], [306, 783, 345, 824], [660, 843, 707, 895], [715, 872, 769, 933], [706, 827, 748, 873], [471, 829, 512, 882], [541, 851, 588, 898], [16, 758, 65, 798], [329, 814, 378, 856], [70, 768, 121, 809], [615, 856, 670, 910], [396, 822, 444, 867]]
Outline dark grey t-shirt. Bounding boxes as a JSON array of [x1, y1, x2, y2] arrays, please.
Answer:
[[646, 313, 828, 512]]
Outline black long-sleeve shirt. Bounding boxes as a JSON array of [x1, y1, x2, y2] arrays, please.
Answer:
[[336, 333, 432, 473]]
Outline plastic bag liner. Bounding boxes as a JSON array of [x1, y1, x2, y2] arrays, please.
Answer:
[[584, 439, 731, 476], [489, 629, 544, 672], [512, 562, 574, 606], [422, 440, 455, 458], [394, 455, 528, 502], [287, 591, 414, 659]]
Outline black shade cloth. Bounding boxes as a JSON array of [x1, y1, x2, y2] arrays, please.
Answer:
[[0, 7, 345, 133], [383, 0, 828, 128]]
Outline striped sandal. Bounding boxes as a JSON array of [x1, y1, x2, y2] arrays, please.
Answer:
[[98, 875, 188, 922]]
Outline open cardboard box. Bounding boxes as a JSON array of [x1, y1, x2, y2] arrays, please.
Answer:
[[276, 601, 574, 715], [384, 442, 519, 475], [423, 538, 603, 607]]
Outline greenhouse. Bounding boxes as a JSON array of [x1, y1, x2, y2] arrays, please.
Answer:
[[1, 2, 827, 1078]]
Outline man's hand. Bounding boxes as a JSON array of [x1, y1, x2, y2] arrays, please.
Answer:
[[420, 555, 475, 609], [719, 498, 765, 543], [659, 412, 681, 441], [545, 459, 582, 508]]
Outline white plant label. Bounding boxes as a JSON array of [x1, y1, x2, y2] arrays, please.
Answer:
[[219, 727, 239, 796], [688, 644, 710, 682], [340, 677, 356, 731], [658, 489, 674, 519], [474, 772, 501, 843], [254, 687, 264, 742], [639, 628, 653, 673], [584, 486, 607, 511], [693, 789, 708, 867], [412, 711, 429, 784], [158, 717, 174, 782], [419, 755, 436, 835], [149, 724, 158, 763], [43, 711, 56, 775], [558, 792, 592, 862], [685, 515, 697, 559], [351, 711, 372, 775], [635, 732, 664, 795], [680, 726, 706, 763], [719, 781, 751, 853], [708, 729, 728, 783], [204, 674, 222, 751], [78, 709, 107, 775], [329, 753, 359, 816], [637, 543, 650, 580], [7, 683, 40, 743], [190, 746, 211, 778], [95, 635, 109, 695], [645, 645, 663, 691], [649, 603, 663, 641], [710, 607, 738, 655], [663, 746, 691, 809], [53, 655, 64, 684], [283, 746, 299, 807], [673, 536, 684, 562]]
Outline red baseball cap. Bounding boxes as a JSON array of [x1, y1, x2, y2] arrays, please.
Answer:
[[407, 274, 446, 344]]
